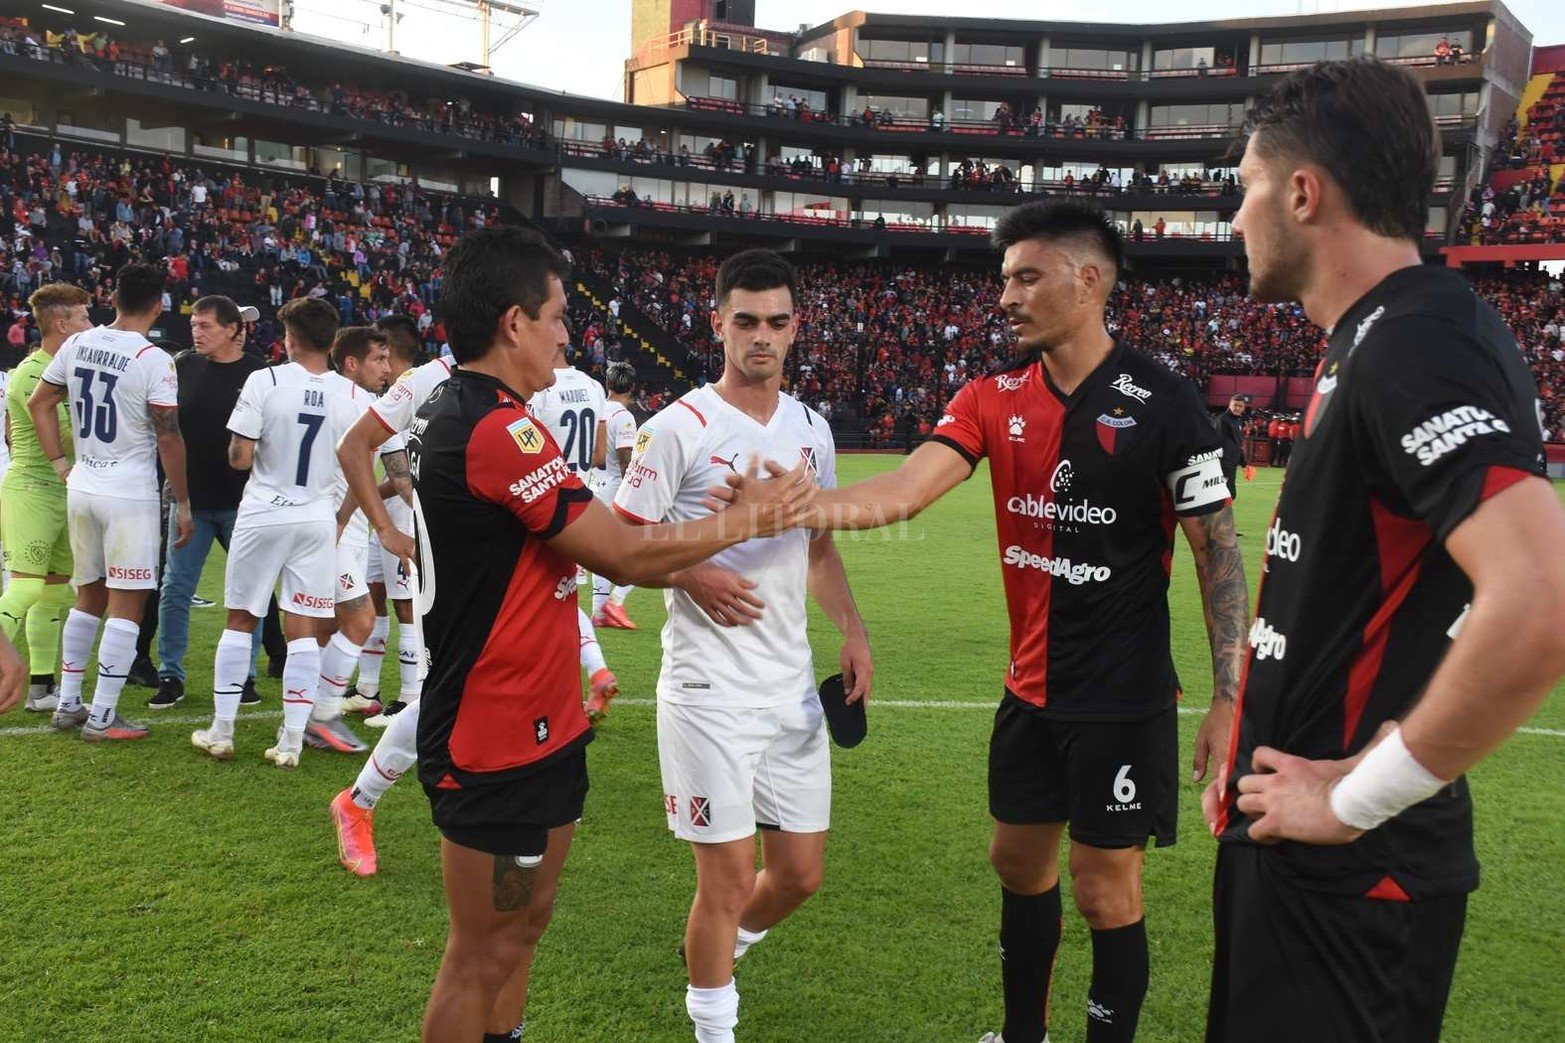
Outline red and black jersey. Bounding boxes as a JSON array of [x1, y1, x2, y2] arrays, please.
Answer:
[[932, 342, 1229, 720], [1216, 265, 1548, 899], [408, 369, 595, 790]]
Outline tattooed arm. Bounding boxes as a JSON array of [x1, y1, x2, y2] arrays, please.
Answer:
[[378, 448, 413, 507], [151, 404, 194, 549], [1179, 504, 1249, 783]]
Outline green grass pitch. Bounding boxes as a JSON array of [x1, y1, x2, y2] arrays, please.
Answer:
[[0, 457, 1561, 1042]]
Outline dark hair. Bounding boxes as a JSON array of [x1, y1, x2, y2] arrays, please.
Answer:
[[113, 263, 166, 315], [276, 297, 340, 353], [192, 294, 242, 329], [373, 314, 421, 364], [1239, 57, 1437, 241], [330, 326, 387, 370], [438, 226, 569, 364], [605, 359, 636, 394], [715, 249, 796, 310], [991, 200, 1125, 275]]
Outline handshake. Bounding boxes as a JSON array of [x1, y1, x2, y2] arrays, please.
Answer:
[[701, 456, 820, 539]]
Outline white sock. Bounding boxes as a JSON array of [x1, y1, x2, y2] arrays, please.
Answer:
[[396, 619, 422, 700], [86, 617, 139, 728], [734, 926, 767, 961], [592, 575, 612, 616], [357, 615, 389, 697], [58, 608, 101, 712], [412, 614, 428, 683], [685, 981, 738, 1043], [577, 608, 607, 677], [212, 628, 252, 726], [610, 584, 635, 607], [313, 631, 361, 720], [281, 637, 320, 734], [352, 698, 420, 810]]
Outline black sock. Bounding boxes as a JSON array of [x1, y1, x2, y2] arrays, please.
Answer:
[[1086, 919, 1149, 1043], [1000, 884, 1062, 1043], [30, 674, 53, 687], [481, 1026, 522, 1043]]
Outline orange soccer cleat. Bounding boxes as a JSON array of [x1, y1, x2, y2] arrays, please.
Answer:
[[331, 788, 378, 878], [596, 602, 637, 630], [585, 668, 620, 723]]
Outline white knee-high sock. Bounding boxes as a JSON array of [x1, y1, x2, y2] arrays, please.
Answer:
[[58, 608, 101, 712], [592, 575, 612, 616], [351, 698, 421, 810], [685, 981, 739, 1043], [396, 619, 422, 700], [577, 607, 607, 677], [314, 631, 361, 720], [357, 615, 389, 697], [281, 637, 320, 738], [87, 618, 140, 728], [210, 629, 252, 737], [610, 584, 635, 607]]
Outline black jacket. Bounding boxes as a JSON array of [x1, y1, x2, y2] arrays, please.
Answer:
[[1215, 410, 1247, 468]]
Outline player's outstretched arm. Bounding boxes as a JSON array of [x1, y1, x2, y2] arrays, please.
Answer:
[[1180, 505, 1248, 784], [808, 532, 873, 704], [710, 441, 970, 531], [151, 405, 193, 549], [26, 379, 69, 480], [1238, 477, 1565, 845], [550, 460, 816, 588]]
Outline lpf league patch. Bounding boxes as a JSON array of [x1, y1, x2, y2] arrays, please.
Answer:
[[507, 416, 545, 454]]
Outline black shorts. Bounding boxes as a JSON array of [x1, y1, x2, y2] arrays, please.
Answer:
[[987, 692, 1177, 849], [1206, 844, 1467, 1043], [424, 745, 589, 858]]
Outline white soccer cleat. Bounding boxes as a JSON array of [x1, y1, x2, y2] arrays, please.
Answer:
[[191, 727, 235, 761], [25, 684, 59, 712], [264, 744, 301, 768]]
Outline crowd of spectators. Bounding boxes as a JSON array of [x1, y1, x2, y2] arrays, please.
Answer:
[[1459, 90, 1565, 245], [0, 143, 498, 365], [0, 19, 546, 150]]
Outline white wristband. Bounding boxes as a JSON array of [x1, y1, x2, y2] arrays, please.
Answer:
[[1329, 726, 1449, 832]]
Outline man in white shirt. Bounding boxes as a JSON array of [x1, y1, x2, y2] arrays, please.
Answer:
[[613, 250, 872, 1043], [189, 298, 357, 765], [27, 264, 194, 741], [590, 360, 640, 630]]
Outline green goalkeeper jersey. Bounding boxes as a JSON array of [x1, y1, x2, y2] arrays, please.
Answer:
[[4, 349, 72, 488]]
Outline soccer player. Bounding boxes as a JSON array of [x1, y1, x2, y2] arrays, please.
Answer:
[[149, 296, 267, 710], [303, 325, 394, 755], [189, 297, 357, 765], [770, 200, 1250, 1043], [345, 315, 426, 720], [613, 249, 870, 1043], [590, 359, 641, 629], [27, 264, 195, 741], [1203, 59, 1565, 1041], [0, 283, 92, 713], [407, 226, 811, 1043], [526, 341, 620, 719]]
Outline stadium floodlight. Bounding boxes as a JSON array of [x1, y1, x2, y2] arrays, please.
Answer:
[[39, 4, 76, 14], [94, 15, 127, 25], [179, 36, 196, 43]]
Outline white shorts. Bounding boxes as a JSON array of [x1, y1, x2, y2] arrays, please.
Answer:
[[657, 695, 831, 844], [68, 490, 160, 590], [337, 534, 370, 605], [226, 519, 336, 619], [365, 529, 413, 600]]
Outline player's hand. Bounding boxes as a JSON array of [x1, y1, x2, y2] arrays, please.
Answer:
[[1200, 763, 1228, 837], [677, 562, 764, 627], [50, 456, 71, 482], [0, 633, 26, 714], [723, 458, 817, 537], [378, 523, 416, 576], [172, 502, 194, 550], [1236, 746, 1365, 846], [840, 631, 873, 704], [1192, 699, 1234, 783]]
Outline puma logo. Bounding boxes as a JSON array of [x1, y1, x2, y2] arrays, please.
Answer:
[[709, 453, 738, 472]]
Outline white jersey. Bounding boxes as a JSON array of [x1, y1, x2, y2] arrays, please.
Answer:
[[367, 356, 454, 531], [614, 385, 836, 708], [528, 366, 607, 474], [41, 326, 178, 500], [228, 362, 360, 528], [601, 400, 638, 485]]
